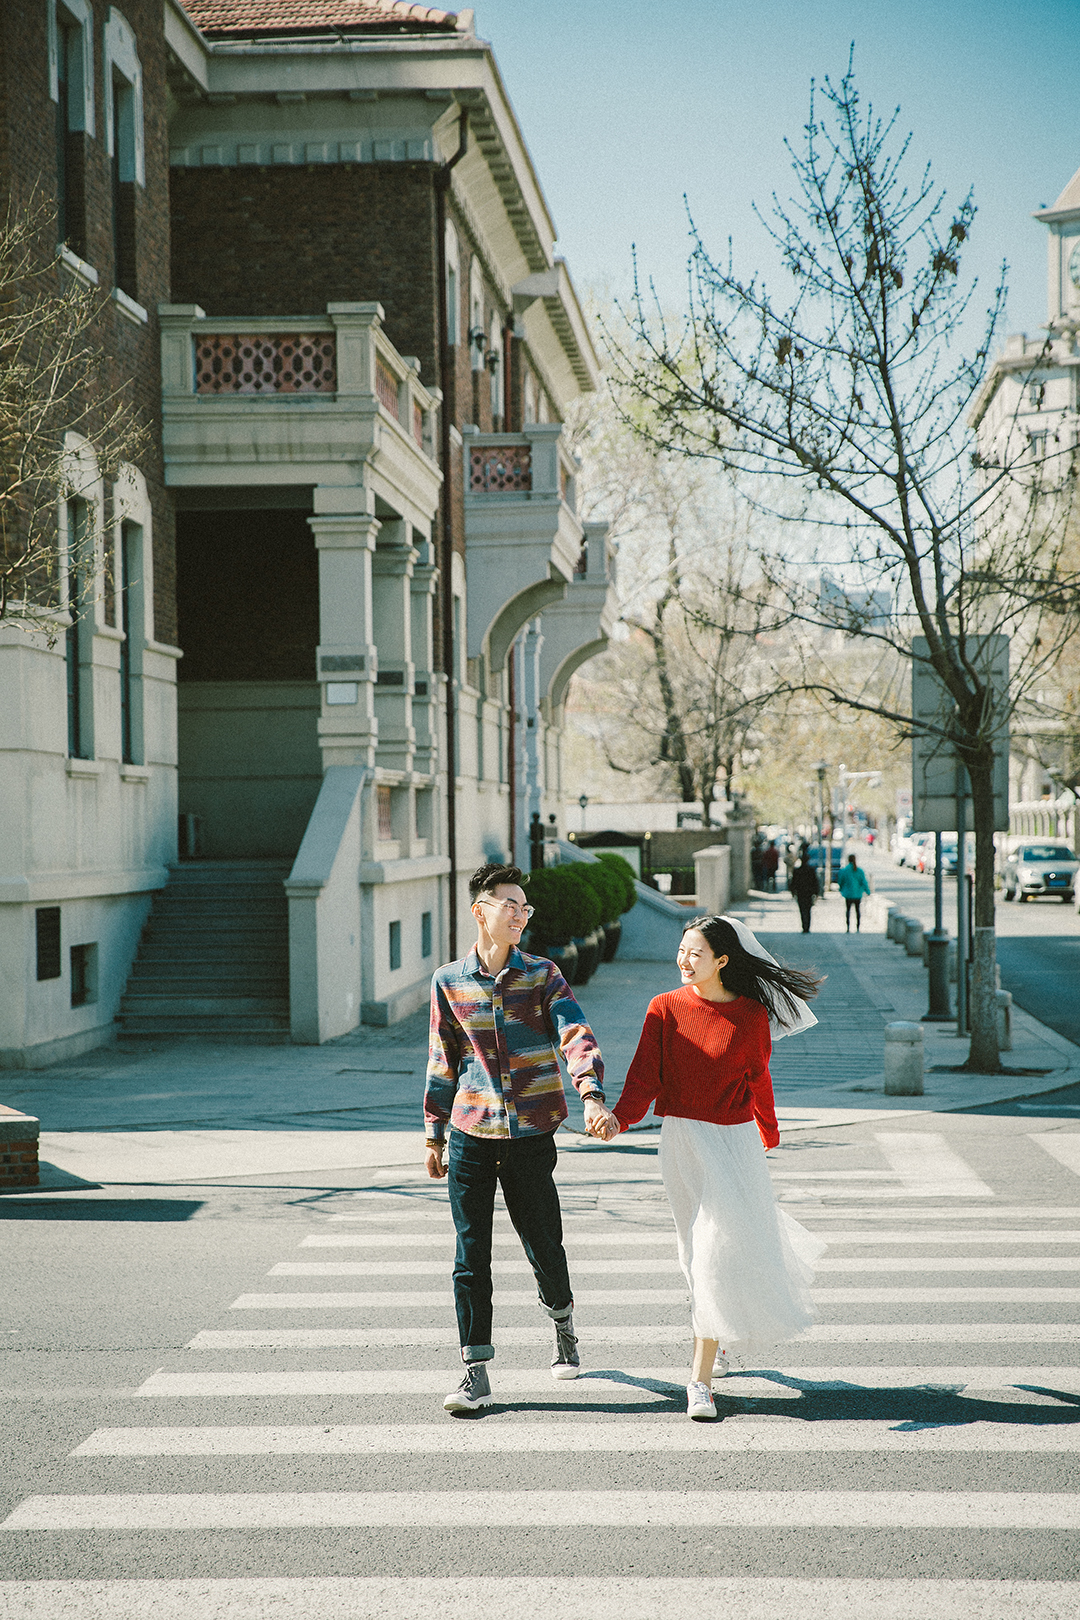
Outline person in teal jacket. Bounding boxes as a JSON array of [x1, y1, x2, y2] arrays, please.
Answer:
[[837, 853, 871, 932]]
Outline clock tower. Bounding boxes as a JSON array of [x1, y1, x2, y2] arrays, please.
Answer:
[[1034, 164, 1080, 328]]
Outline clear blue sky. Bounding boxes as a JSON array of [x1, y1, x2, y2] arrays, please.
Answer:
[[475, 0, 1080, 343]]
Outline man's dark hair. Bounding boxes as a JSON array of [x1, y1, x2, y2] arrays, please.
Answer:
[[469, 862, 524, 902]]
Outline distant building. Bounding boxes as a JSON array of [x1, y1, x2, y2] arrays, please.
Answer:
[[818, 575, 891, 628], [0, 0, 616, 1065], [970, 161, 1080, 819]]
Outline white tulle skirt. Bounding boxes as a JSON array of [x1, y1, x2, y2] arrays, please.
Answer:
[[659, 1115, 826, 1353]]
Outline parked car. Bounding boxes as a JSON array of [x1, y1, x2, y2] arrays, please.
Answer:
[[909, 833, 934, 873], [804, 843, 841, 883], [1001, 842, 1079, 903]]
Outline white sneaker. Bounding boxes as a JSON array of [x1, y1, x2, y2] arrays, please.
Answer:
[[715, 1349, 730, 1378], [686, 1380, 716, 1421]]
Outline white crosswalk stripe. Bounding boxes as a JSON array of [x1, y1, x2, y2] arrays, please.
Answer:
[[129, 1366, 1080, 1399], [73, 1420, 1080, 1455], [7, 1126, 1080, 1619], [228, 1285, 1080, 1307], [1030, 1134, 1080, 1178], [0, 1578, 1077, 1620], [6, 1489, 1080, 1530]]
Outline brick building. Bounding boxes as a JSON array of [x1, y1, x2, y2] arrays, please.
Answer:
[[0, 0, 615, 1061], [0, 0, 178, 1065]]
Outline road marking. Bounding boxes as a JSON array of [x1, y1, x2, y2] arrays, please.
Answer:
[[74, 1418, 1080, 1457], [228, 1286, 1080, 1308], [799, 1207, 1080, 1221], [186, 1323, 1080, 1349], [5, 1490, 1078, 1530], [873, 1135, 996, 1197], [0, 1579, 1076, 1620], [301, 1229, 1080, 1248], [269, 1257, 1080, 1277], [130, 1366, 1080, 1400], [1031, 1135, 1080, 1178], [301, 1232, 676, 1248]]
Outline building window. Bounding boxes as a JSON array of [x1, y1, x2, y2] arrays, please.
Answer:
[[488, 315, 503, 424], [421, 911, 432, 959], [470, 261, 485, 372], [1028, 382, 1045, 410], [65, 498, 92, 760], [445, 221, 460, 347], [104, 9, 144, 299], [119, 522, 140, 763], [377, 785, 393, 841], [51, 0, 93, 259], [36, 909, 62, 981], [388, 919, 402, 972], [70, 942, 98, 1007]]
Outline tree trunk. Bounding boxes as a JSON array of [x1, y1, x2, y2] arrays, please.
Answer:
[[965, 751, 1001, 1073]]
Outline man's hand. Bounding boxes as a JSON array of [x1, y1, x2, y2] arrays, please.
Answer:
[[425, 1144, 447, 1179], [583, 1097, 619, 1141]]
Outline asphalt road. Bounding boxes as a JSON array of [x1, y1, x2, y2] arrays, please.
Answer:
[[869, 853, 1080, 1048], [2, 1105, 1079, 1617]]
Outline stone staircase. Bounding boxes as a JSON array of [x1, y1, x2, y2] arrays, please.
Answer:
[[117, 860, 291, 1041]]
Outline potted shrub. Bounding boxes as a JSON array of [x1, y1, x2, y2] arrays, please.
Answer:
[[522, 866, 578, 981], [574, 859, 627, 964], [596, 852, 638, 960], [558, 865, 604, 985]]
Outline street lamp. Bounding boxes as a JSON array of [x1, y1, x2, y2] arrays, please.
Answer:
[[811, 761, 829, 887], [578, 792, 588, 833]]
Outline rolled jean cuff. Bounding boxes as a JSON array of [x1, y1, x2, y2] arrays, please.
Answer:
[[539, 1300, 573, 1322], [461, 1343, 494, 1363]]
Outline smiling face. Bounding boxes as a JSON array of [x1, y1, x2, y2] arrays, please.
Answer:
[[472, 882, 530, 950], [677, 928, 729, 993]]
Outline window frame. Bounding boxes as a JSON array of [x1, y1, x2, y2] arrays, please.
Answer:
[[48, 0, 95, 136]]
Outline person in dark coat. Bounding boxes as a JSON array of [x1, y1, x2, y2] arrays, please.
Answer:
[[789, 859, 820, 933]]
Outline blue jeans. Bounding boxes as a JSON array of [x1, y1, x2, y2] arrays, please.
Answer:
[[447, 1128, 573, 1363]]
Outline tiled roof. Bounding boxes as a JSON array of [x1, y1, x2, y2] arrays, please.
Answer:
[[182, 0, 460, 36]]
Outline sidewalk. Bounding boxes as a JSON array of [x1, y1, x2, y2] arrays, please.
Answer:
[[3, 881, 1076, 1193]]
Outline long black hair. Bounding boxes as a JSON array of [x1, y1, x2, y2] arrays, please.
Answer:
[[682, 915, 824, 1029]]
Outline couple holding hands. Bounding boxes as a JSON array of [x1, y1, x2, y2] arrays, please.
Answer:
[[424, 862, 824, 1421]]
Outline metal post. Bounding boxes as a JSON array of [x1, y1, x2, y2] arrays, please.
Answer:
[[840, 765, 848, 862], [956, 766, 969, 1037], [934, 831, 943, 935]]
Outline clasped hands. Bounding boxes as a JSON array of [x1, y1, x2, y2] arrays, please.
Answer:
[[583, 1096, 621, 1142]]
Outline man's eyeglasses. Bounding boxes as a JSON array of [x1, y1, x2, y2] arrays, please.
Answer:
[[476, 898, 535, 921]]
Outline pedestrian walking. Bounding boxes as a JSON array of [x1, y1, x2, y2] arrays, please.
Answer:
[[424, 862, 615, 1413], [596, 915, 824, 1420], [762, 840, 780, 892], [837, 852, 872, 932], [789, 857, 820, 933]]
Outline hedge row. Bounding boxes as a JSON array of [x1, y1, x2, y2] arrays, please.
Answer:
[[523, 853, 637, 947]]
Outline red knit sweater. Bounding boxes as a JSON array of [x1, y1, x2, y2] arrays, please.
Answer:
[[612, 988, 779, 1150]]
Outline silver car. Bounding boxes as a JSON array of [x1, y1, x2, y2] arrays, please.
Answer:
[[1002, 842, 1079, 903]]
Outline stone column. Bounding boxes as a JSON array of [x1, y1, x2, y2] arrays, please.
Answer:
[[726, 815, 754, 903], [309, 494, 379, 772], [410, 535, 438, 780], [371, 520, 417, 778], [516, 619, 545, 864]]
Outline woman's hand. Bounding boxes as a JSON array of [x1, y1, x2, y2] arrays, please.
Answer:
[[583, 1098, 619, 1140]]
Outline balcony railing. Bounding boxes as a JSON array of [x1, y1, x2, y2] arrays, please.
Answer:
[[194, 333, 337, 395], [470, 443, 532, 492]]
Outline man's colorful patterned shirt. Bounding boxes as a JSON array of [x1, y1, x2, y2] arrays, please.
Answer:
[[424, 947, 605, 1141]]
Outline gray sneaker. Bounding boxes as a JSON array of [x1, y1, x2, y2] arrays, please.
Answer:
[[443, 1362, 493, 1413], [551, 1312, 580, 1380]]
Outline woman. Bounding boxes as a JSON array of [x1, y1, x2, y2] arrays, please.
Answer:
[[597, 916, 825, 1420], [837, 852, 871, 932]]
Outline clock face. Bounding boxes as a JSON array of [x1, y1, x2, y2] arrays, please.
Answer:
[[1069, 240, 1080, 291]]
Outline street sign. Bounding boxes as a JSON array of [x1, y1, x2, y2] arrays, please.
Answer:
[[910, 635, 1009, 832]]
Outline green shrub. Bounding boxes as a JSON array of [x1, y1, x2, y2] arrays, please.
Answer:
[[558, 864, 603, 937], [573, 858, 625, 924], [523, 866, 579, 947], [596, 851, 638, 912]]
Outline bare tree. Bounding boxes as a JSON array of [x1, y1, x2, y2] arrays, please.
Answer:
[[609, 59, 1080, 1071], [0, 200, 147, 635]]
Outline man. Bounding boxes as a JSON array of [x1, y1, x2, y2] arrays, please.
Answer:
[[762, 840, 780, 893], [425, 862, 615, 1413], [837, 852, 872, 932], [789, 857, 820, 933]]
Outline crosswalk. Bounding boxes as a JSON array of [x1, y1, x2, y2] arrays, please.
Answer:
[[3, 1127, 1080, 1617]]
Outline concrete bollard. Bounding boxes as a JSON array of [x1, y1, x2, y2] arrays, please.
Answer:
[[884, 1021, 925, 1095], [888, 910, 905, 943], [904, 918, 924, 958], [996, 990, 1013, 1053]]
